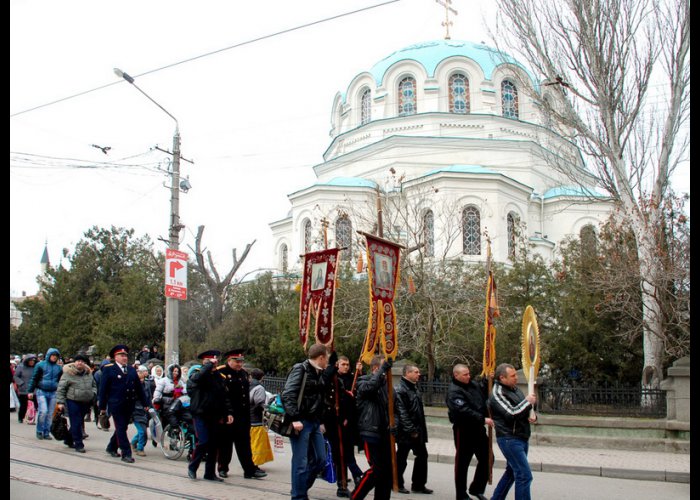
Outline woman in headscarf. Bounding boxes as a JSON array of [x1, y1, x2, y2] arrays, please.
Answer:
[[153, 363, 186, 430]]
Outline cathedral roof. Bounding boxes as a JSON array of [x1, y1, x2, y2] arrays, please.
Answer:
[[315, 177, 378, 188], [543, 186, 608, 199], [40, 245, 50, 265], [422, 164, 498, 176], [368, 39, 525, 86]]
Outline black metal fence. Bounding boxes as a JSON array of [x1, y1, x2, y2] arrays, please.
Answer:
[[262, 376, 667, 418]]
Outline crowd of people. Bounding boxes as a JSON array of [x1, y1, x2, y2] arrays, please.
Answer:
[[10, 344, 537, 500]]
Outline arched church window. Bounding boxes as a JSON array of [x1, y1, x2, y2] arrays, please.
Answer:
[[335, 215, 352, 260], [423, 209, 435, 257], [361, 88, 372, 125], [580, 224, 597, 259], [398, 76, 417, 116], [280, 243, 288, 272], [303, 219, 312, 253], [502, 79, 519, 119], [449, 73, 470, 114], [507, 212, 520, 258], [462, 206, 481, 255]]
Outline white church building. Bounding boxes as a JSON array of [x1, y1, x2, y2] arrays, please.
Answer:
[[270, 40, 612, 272]]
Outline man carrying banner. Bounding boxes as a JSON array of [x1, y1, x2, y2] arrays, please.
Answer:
[[446, 363, 493, 500]]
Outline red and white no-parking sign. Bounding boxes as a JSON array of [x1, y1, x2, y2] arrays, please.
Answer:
[[165, 248, 188, 300]]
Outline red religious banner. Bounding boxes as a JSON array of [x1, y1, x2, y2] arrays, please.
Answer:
[[299, 248, 339, 349], [360, 233, 402, 363], [481, 270, 500, 377]]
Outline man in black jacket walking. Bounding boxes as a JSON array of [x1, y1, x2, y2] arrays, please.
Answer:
[[352, 355, 394, 500], [395, 363, 432, 495], [446, 364, 494, 500], [282, 343, 330, 500], [186, 350, 234, 481]]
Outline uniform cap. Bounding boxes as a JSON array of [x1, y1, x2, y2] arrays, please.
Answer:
[[197, 349, 221, 360], [109, 344, 130, 358], [223, 348, 245, 360]]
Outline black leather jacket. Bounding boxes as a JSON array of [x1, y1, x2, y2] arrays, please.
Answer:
[[355, 369, 390, 440], [446, 376, 489, 431], [281, 360, 327, 422], [395, 377, 428, 443], [488, 380, 533, 441]]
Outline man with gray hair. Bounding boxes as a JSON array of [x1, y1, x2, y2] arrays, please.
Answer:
[[394, 363, 432, 494]]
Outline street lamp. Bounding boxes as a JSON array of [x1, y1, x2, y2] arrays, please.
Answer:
[[114, 68, 182, 366]]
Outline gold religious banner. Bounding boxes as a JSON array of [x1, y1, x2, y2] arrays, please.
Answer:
[[521, 305, 541, 419], [359, 232, 403, 363], [299, 248, 340, 349]]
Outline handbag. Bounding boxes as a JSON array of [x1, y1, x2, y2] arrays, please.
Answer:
[[268, 369, 307, 437], [50, 407, 70, 442], [25, 400, 37, 425], [97, 412, 111, 431]]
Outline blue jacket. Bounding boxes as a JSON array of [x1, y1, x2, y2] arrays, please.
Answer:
[[28, 348, 62, 393]]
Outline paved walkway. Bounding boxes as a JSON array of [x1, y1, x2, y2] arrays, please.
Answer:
[[425, 434, 689, 483]]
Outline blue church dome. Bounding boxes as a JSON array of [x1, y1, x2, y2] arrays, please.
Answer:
[[368, 40, 525, 86]]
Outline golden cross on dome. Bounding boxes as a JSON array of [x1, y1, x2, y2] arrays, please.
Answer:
[[435, 0, 458, 40]]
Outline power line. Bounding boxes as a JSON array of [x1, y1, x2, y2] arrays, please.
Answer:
[[9, 0, 401, 118]]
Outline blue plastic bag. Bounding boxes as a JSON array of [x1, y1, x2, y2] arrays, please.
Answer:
[[321, 438, 336, 483]]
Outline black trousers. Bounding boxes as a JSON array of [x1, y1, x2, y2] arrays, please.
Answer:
[[325, 419, 364, 489], [453, 426, 490, 499], [190, 416, 220, 478], [351, 436, 393, 500], [107, 411, 132, 458], [217, 420, 256, 475], [396, 436, 428, 489]]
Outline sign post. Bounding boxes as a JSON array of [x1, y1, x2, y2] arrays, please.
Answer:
[[165, 249, 188, 300]]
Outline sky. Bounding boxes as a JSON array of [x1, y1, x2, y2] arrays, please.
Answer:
[[10, 0, 689, 297]]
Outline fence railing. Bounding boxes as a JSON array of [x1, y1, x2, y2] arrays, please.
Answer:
[[262, 376, 667, 418]]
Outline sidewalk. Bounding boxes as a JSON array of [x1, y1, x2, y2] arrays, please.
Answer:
[[425, 434, 690, 483]]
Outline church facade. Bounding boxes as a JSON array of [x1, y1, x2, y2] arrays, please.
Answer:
[[270, 40, 612, 273]]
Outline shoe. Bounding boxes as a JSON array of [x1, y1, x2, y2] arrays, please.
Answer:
[[18, 419, 23, 424], [470, 495, 488, 500], [106, 449, 120, 458], [187, 468, 197, 480], [398, 487, 410, 494], [203, 475, 224, 482], [255, 467, 266, 473], [82, 433, 89, 439], [75, 447, 86, 453], [337, 488, 350, 497], [121, 456, 135, 463], [36, 434, 44, 440], [43, 435, 53, 440], [412, 487, 434, 494], [244, 469, 267, 479], [218, 471, 228, 478], [135, 450, 146, 457], [352, 473, 363, 485]]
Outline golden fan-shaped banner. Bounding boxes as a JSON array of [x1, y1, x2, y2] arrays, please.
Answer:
[[521, 305, 540, 382]]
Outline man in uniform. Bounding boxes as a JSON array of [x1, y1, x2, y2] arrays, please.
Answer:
[[98, 344, 150, 463], [217, 348, 267, 479], [187, 349, 234, 481]]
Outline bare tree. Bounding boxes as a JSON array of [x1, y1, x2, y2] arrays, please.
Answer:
[[190, 225, 256, 332], [492, 0, 689, 388]]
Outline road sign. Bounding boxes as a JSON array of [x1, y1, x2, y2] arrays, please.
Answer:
[[165, 248, 188, 300]]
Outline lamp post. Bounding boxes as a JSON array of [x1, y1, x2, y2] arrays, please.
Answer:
[[114, 68, 182, 366]]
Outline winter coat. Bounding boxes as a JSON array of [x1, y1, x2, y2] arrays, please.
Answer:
[[488, 380, 533, 441], [395, 376, 428, 443], [132, 379, 152, 425], [56, 362, 97, 404], [187, 362, 233, 419], [249, 379, 267, 425], [28, 348, 62, 393], [446, 376, 489, 431], [152, 364, 186, 406], [281, 359, 327, 422], [13, 354, 38, 395], [355, 369, 391, 441]]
